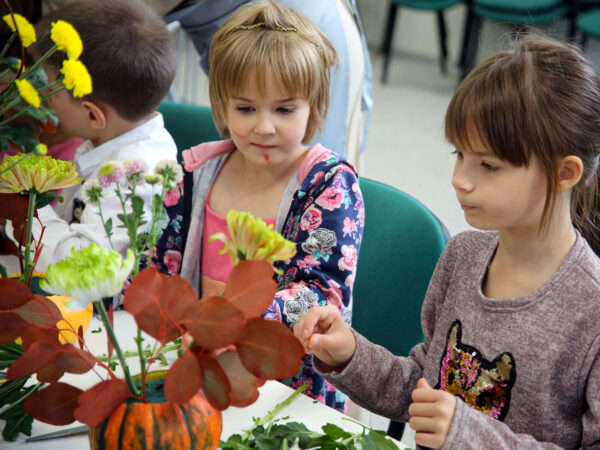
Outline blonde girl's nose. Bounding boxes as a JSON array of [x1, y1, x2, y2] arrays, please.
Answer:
[[254, 113, 275, 135]]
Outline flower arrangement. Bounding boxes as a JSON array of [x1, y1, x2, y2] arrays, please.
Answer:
[[0, 153, 305, 445], [0, 9, 91, 286]]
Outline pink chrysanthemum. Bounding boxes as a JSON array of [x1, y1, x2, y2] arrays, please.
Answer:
[[98, 161, 126, 188]]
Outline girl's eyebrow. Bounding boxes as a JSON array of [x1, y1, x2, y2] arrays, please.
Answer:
[[231, 96, 299, 103]]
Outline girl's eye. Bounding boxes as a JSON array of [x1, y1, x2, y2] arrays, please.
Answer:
[[481, 161, 499, 172], [451, 150, 463, 159], [235, 106, 254, 113], [276, 107, 294, 114]]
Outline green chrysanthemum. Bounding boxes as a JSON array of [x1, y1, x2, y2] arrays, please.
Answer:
[[60, 59, 92, 98], [40, 243, 134, 310], [0, 153, 80, 194], [50, 20, 82, 60], [14, 78, 40, 108], [2, 13, 36, 47], [209, 210, 297, 268]]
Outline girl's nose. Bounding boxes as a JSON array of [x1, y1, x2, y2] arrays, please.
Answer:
[[451, 163, 474, 192], [254, 113, 275, 135]]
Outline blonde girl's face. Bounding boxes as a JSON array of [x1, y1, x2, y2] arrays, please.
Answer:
[[451, 133, 548, 232], [225, 72, 311, 169]]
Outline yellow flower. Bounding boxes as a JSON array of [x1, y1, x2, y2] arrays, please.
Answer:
[[60, 59, 92, 98], [14, 78, 40, 108], [0, 153, 81, 194], [2, 13, 36, 47], [49, 295, 94, 344], [209, 210, 297, 269], [50, 20, 82, 60]]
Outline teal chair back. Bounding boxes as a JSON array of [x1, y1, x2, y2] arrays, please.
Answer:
[[352, 178, 449, 357], [158, 101, 221, 163]]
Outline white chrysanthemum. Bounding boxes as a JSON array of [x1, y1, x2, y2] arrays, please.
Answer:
[[40, 243, 134, 310]]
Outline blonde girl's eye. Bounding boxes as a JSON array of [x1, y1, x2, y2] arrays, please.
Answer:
[[276, 106, 294, 114], [235, 105, 254, 113]]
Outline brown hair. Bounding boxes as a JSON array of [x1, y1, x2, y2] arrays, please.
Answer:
[[208, 1, 338, 143], [32, 0, 175, 122], [446, 35, 600, 254]]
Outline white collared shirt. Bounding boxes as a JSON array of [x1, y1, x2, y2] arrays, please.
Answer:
[[18, 112, 176, 273]]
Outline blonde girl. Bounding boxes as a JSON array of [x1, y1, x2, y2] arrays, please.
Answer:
[[155, 1, 364, 413], [295, 35, 600, 448]]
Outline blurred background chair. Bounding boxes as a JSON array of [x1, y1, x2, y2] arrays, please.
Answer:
[[459, 0, 574, 79], [380, 0, 462, 83], [572, 0, 600, 49], [158, 101, 221, 163], [351, 177, 449, 440]]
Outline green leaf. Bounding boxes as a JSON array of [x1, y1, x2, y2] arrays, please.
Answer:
[[104, 217, 113, 237], [35, 191, 61, 209], [366, 430, 400, 450], [0, 406, 33, 441], [322, 423, 352, 440], [25, 67, 49, 89]]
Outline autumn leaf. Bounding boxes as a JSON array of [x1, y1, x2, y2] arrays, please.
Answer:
[[164, 350, 202, 405], [74, 379, 130, 426], [218, 349, 265, 407], [23, 382, 82, 425], [224, 260, 277, 318]]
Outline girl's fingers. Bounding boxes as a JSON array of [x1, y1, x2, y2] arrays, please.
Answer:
[[408, 401, 435, 418], [414, 431, 445, 450]]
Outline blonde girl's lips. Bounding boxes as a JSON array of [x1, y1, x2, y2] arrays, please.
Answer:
[[252, 143, 276, 150]]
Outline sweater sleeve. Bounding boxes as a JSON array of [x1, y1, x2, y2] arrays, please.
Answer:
[[315, 230, 459, 422], [264, 164, 363, 328]]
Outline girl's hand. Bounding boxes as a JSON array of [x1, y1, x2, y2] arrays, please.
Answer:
[[293, 305, 356, 369], [408, 378, 457, 449]]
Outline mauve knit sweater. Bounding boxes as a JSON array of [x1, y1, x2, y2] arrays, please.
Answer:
[[317, 230, 600, 449]]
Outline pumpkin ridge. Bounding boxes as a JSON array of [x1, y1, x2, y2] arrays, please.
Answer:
[[151, 406, 161, 450], [179, 404, 197, 449], [117, 402, 130, 450]]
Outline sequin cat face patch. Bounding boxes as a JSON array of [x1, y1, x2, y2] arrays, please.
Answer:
[[436, 320, 516, 420]]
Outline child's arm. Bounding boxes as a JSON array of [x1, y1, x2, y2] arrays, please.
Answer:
[[293, 304, 356, 369]]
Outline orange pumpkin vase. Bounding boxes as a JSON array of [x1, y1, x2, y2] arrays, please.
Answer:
[[89, 379, 222, 450]]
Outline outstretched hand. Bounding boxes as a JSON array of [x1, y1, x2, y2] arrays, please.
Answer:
[[293, 305, 356, 369], [408, 378, 457, 449]]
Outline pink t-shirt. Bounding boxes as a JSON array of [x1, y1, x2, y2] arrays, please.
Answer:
[[201, 191, 275, 297]]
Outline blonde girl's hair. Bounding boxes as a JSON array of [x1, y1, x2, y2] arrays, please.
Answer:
[[446, 35, 600, 255], [208, 1, 338, 143]]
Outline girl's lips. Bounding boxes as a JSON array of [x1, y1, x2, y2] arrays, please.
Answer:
[[252, 143, 276, 150], [460, 204, 475, 211]]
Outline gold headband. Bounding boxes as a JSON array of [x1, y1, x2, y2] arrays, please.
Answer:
[[228, 22, 323, 54]]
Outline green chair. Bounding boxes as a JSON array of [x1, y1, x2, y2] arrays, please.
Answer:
[[157, 101, 221, 163], [352, 178, 449, 440], [459, 0, 573, 79], [573, 1, 600, 49], [381, 0, 462, 83]]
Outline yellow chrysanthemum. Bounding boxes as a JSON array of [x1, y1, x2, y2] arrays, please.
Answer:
[[50, 20, 82, 60], [0, 153, 81, 194], [2, 13, 36, 47], [209, 210, 297, 269], [60, 59, 92, 98], [14, 78, 40, 108]]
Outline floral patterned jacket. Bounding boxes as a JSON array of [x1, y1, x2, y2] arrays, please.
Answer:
[[153, 140, 364, 412]]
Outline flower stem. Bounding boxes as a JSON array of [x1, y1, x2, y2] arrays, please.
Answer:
[[21, 44, 57, 81], [0, 33, 15, 61], [94, 300, 141, 397], [242, 385, 307, 441], [20, 192, 36, 286]]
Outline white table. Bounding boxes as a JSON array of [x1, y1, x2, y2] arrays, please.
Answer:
[[2, 312, 406, 449]]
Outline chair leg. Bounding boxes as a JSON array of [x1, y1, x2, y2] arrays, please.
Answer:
[[381, 3, 399, 84], [436, 10, 448, 74], [387, 420, 406, 441], [458, 0, 473, 69], [580, 32, 589, 50], [460, 13, 482, 81]]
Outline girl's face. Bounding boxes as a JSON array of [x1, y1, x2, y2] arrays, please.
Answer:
[[225, 72, 311, 169], [451, 133, 548, 232]]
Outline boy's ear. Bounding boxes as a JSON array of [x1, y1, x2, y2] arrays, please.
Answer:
[[81, 100, 107, 130], [556, 155, 583, 192]]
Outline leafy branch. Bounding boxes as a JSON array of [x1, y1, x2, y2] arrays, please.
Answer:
[[220, 386, 403, 450]]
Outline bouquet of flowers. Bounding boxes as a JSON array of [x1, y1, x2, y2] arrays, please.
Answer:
[[0, 9, 91, 285], [0, 152, 304, 447]]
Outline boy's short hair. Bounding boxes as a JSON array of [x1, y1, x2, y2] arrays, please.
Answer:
[[33, 0, 175, 122], [209, 1, 338, 143]]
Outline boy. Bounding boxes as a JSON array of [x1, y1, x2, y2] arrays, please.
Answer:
[[2, 0, 177, 274]]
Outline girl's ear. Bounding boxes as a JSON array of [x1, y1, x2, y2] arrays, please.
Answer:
[[81, 100, 107, 130], [557, 155, 583, 192]]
